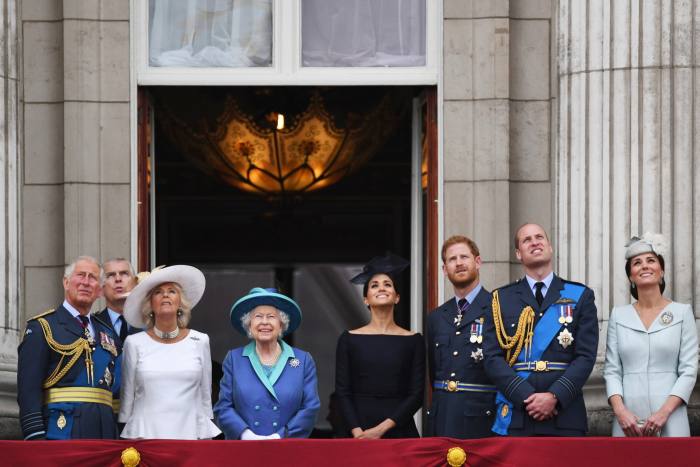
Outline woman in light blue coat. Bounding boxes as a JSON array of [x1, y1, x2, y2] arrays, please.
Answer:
[[214, 288, 320, 439], [604, 233, 698, 437]]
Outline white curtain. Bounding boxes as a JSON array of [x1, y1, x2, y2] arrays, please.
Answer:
[[149, 0, 272, 67], [302, 0, 425, 67]]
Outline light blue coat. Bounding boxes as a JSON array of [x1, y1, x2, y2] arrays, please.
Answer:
[[214, 341, 320, 439], [604, 301, 698, 436]]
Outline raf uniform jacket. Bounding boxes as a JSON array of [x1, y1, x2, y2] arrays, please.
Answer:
[[17, 305, 122, 440], [482, 276, 598, 436], [426, 287, 496, 438], [214, 341, 320, 439]]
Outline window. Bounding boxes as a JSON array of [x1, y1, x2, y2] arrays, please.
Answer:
[[135, 0, 438, 85]]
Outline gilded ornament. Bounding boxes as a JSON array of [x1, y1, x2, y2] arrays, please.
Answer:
[[57, 413, 66, 430], [121, 447, 141, 467], [557, 329, 574, 349], [501, 404, 509, 418], [446, 447, 467, 467]]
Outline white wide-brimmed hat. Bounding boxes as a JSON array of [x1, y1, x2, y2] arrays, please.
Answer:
[[123, 265, 206, 328]]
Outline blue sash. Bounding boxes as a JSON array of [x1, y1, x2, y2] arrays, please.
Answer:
[[492, 283, 585, 435]]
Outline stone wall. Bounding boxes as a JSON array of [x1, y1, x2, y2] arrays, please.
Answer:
[[0, 0, 21, 439]]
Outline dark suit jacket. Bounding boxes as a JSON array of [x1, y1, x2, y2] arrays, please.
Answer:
[[93, 308, 140, 344], [426, 287, 496, 438], [482, 275, 598, 436]]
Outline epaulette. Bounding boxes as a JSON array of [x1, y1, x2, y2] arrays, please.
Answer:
[[27, 308, 55, 322], [494, 279, 521, 292], [561, 278, 588, 289]]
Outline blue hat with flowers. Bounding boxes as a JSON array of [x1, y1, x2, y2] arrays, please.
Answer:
[[230, 287, 302, 336]]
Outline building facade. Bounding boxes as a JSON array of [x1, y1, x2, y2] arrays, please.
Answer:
[[1, 0, 698, 437]]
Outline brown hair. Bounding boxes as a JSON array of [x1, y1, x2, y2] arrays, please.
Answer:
[[625, 253, 666, 299], [441, 235, 480, 263]]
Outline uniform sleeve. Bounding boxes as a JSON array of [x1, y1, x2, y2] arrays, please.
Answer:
[[426, 315, 437, 384], [334, 331, 361, 431], [17, 320, 49, 440], [388, 334, 425, 427], [482, 292, 536, 406], [118, 338, 137, 423], [603, 307, 624, 399], [280, 352, 320, 438], [213, 351, 250, 439], [669, 304, 699, 403], [547, 287, 599, 409]]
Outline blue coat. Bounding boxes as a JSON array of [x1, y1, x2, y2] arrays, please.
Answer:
[[214, 341, 320, 439], [17, 305, 121, 440], [482, 276, 598, 436], [426, 287, 496, 438]]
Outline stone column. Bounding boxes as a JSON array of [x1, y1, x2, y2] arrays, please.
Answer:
[[557, 0, 700, 433], [0, 0, 21, 439], [443, 0, 554, 290]]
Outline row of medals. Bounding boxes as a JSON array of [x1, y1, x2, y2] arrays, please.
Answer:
[[455, 312, 484, 362]]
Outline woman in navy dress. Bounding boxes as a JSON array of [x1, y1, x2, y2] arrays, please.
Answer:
[[335, 254, 425, 438]]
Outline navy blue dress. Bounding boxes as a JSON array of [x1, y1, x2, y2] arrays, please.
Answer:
[[335, 331, 425, 438]]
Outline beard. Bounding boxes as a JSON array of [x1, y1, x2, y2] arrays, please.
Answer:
[[448, 269, 478, 289]]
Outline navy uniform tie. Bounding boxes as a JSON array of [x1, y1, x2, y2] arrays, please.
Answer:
[[535, 282, 545, 307], [118, 315, 128, 342]]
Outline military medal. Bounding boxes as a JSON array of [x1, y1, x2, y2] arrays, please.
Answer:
[[100, 332, 118, 357], [103, 367, 113, 387], [471, 348, 484, 362], [454, 313, 462, 326], [559, 305, 573, 324], [557, 328, 574, 349], [469, 323, 478, 343], [289, 358, 300, 368], [476, 320, 483, 343], [660, 311, 673, 325], [57, 413, 67, 430]]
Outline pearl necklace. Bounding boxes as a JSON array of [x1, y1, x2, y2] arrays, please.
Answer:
[[153, 325, 180, 340]]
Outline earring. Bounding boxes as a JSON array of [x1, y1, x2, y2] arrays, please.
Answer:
[[630, 282, 636, 289], [177, 309, 183, 317], [149, 312, 154, 318]]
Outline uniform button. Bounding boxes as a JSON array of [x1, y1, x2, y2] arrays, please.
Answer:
[[455, 331, 461, 335], [453, 351, 458, 356], [450, 372, 456, 377], [435, 343, 439, 347], [255, 405, 260, 410], [273, 422, 278, 427], [511, 323, 515, 327], [254, 421, 260, 426], [539, 313, 543, 317], [272, 406, 278, 411], [486, 410, 492, 415]]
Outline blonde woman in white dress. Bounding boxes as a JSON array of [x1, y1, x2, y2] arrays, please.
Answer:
[[604, 234, 698, 437], [119, 265, 221, 439]]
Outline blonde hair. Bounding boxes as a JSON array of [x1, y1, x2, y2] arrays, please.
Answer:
[[141, 282, 192, 329]]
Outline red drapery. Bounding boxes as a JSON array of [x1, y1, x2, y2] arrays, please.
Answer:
[[2, 437, 697, 467]]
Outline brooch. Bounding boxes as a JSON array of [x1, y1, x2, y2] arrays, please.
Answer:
[[289, 358, 300, 368], [660, 311, 674, 325], [557, 328, 574, 349]]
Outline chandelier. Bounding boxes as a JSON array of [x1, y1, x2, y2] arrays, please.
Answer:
[[157, 90, 406, 195]]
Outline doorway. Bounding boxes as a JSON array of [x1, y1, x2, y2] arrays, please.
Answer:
[[137, 85, 437, 436]]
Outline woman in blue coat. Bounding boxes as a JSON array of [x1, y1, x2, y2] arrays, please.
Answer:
[[214, 288, 320, 439]]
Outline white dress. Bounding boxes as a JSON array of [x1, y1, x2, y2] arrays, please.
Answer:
[[119, 330, 222, 439], [604, 302, 698, 437]]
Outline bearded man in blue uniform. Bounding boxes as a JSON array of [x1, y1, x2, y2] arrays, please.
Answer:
[[483, 224, 598, 436], [426, 235, 497, 438], [17, 256, 121, 440]]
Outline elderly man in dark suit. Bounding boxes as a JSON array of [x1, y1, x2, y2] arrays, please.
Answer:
[[426, 235, 497, 438], [17, 256, 121, 440], [483, 223, 598, 436]]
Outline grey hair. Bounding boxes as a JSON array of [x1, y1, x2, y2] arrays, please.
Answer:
[[100, 257, 136, 282], [64, 256, 102, 278], [141, 282, 192, 329], [240, 307, 290, 339]]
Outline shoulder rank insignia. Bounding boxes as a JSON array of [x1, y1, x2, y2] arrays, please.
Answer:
[[27, 308, 56, 322]]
